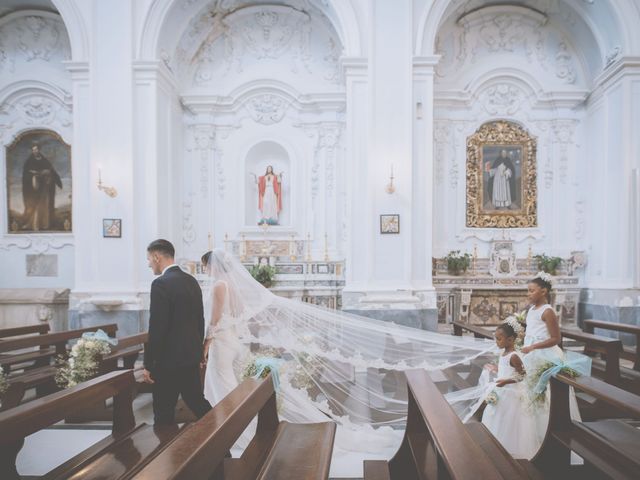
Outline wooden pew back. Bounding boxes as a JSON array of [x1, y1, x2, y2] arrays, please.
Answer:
[[584, 319, 640, 371], [0, 323, 118, 355], [534, 372, 640, 479], [384, 369, 508, 480], [0, 324, 50, 339], [452, 320, 494, 339], [133, 375, 277, 480]]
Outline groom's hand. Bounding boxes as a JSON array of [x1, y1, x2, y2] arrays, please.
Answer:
[[142, 368, 155, 384]]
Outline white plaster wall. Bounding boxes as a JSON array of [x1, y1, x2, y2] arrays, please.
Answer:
[[0, 10, 74, 289]]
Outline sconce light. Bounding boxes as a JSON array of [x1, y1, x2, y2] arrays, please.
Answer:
[[97, 168, 118, 198], [385, 164, 395, 194]]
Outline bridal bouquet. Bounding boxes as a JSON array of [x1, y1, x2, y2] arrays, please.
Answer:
[[55, 330, 116, 388]]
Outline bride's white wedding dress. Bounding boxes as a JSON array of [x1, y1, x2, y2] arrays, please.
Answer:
[[202, 250, 497, 477]]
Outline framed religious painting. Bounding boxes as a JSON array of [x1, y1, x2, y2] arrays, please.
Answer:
[[102, 219, 122, 238], [6, 130, 72, 233], [465, 120, 537, 228], [380, 214, 400, 234]]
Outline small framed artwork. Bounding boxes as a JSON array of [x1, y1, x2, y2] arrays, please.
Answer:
[[380, 214, 400, 234], [102, 218, 121, 238]]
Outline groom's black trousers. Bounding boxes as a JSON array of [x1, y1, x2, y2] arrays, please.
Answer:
[[152, 364, 212, 424]]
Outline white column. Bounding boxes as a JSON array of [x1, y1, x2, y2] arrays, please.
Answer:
[[411, 56, 440, 304], [341, 56, 371, 294], [585, 60, 640, 293]]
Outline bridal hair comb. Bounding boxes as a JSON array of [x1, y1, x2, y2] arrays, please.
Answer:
[[534, 271, 554, 286], [504, 316, 524, 335]]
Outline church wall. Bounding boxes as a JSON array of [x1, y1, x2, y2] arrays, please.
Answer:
[[2, 0, 640, 333]]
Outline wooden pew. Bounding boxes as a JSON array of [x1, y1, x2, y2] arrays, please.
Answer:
[[99, 332, 148, 374], [132, 374, 337, 480], [0, 323, 50, 339], [452, 320, 494, 339], [560, 327, 623, 385], [533, 372, 640, 479], [0, 324, 118, 404], [584, 319, 640, 371], [65, 332, 150, 422], [363, 369, 539, 480], [0, 370, 184, 480]]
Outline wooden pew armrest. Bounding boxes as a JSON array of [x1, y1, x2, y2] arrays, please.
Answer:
[[554, 373, 640, 417]]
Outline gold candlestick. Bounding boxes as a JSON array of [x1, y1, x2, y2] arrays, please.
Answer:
[[289, 234, 296, 261], [324, 233, 329, 262], [306, 233, 312, 262], [472, 243, 478, 274], [527, 243, 533, 272], [240, 234, 247, 261], [208, 232, 213, 250]]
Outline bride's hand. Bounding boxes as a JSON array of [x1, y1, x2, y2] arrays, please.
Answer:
[[201, 338, 212, 366]]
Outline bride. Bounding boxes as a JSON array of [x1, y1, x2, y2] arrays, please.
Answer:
[[200, 249, 497, 476]]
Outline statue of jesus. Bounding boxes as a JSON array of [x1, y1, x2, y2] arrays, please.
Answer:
[[251, 166, 283, 225]]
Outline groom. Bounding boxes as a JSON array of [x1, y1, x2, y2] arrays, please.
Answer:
[[143, 239, 212, 424]]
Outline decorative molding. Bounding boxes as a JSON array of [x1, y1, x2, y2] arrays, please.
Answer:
[[478, 82, 525, 116], [244, 93, 289, 124], [186, 125, 215, 198], [0, 12, 71, 73], [436, 5, 582, 89], [604, 46, 622, 69], [0, 234, 74, 253], [182, 192, 196, 245], [550, 119, 577, 185]]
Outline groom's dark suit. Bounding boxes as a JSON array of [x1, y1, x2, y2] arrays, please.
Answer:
[[144, 265, 212, 424]]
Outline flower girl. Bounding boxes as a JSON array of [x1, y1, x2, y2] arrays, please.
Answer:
[[481, 320, 539, 459], [521, 272, 589, 446]]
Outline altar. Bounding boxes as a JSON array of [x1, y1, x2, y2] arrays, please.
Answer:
[[433, 241, 585, 328], [181, 234, 345, 310]]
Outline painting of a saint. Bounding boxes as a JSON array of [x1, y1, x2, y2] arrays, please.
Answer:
[[465, 120, 537, 228], [483, 146, 521, 211], [252, 165, 283, 225], [6, 130, 72, 233]]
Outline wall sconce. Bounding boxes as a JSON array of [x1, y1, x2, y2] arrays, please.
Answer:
[[385, 164, 395, 194], [97, 168, 118, 198]]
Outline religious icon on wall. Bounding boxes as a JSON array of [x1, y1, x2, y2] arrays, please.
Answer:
[[380, 214, 400, 234], [6, 130, 72, 233], [466, 120, 537, 228], [102, 218, 122, 238], [251, 165, 283, 226]]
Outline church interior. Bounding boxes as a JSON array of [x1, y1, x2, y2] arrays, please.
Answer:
[[1, 0, 639, 478]]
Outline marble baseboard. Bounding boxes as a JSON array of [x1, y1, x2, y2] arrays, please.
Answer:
[[0, 288, 70, 331], [68, 309, 148, 338], [342, 307, 438, 331], [578, 302, 639, 346]]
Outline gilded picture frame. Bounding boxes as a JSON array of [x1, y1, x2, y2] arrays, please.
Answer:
[[6, 129, 72, 233], [466, 120, 537, 228]]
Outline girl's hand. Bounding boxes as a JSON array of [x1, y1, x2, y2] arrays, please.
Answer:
[[484, 363, 498, 373], [496, 379, 510, 387], [521, 345, 534, 354]]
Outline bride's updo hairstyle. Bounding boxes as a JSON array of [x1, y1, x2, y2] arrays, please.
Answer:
[[201, 249, 232, 276]]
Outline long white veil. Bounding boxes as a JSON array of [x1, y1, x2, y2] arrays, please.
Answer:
[[202, 249, 497, 473]]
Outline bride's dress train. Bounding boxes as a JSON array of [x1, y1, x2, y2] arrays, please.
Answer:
[[201, 250, 497, 476]]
